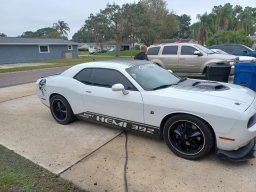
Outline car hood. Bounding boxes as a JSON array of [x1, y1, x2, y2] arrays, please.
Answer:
[[152, 79, 255, 111], [239, 56, 256, 62], [207, 53, 237, 60]]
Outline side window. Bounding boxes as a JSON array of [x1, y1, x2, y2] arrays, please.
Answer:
[[162, 46, 178, 55], [147, 47, 160, 55], [221, 45, 230, 52], [232, 45, 246, 52], [89, 69, 136, 91], [180, 46, 197, 55], [74, 68, 93, 84]]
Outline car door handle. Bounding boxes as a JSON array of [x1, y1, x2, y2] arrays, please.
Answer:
[[85, 90, 92, 93]]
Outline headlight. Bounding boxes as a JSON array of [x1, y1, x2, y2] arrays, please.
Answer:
[[227, 60, 235, 65], [251, 58, 256, 63]]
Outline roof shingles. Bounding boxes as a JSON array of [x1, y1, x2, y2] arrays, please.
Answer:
[[0, 37, 78, 45]]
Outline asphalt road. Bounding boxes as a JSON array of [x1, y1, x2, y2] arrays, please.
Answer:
[[0, 66, 69, 88]]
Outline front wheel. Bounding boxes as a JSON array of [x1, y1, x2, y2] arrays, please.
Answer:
[[50, 95, 75, 125], [163, 114, 214, 160]]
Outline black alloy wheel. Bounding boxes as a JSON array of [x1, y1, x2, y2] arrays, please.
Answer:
[[163, 114, 214, 160], [50, 95, 75, 125]]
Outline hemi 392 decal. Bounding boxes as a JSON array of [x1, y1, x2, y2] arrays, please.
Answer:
[[78, 112, 160, 136]]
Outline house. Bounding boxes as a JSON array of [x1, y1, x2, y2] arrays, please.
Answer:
[[0, 37, 79, 64], [78, 41, 133, 51]]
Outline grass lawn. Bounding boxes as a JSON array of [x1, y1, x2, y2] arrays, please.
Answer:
[[0, 50, 138, 73], [0, 144, 86, 192], [79, 49, 140, 57], [0, 56, 118, 73]]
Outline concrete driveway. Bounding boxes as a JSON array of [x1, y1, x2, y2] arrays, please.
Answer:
[[0, 83, 256, 192]]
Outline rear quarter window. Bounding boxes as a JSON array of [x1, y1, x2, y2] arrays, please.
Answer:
[[147, 47, 160, 55]]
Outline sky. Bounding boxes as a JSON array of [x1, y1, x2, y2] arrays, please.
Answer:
[[1, 0, 255, 39]]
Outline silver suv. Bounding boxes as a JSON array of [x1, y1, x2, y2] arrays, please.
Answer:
[[147, 43, 237, 75]]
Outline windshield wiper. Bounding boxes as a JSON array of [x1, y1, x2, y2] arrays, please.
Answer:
[[152, 84, 176, 90], [177, 77, 187, 83]]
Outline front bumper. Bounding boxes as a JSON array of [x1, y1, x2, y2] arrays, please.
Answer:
[[216, 138, 255, 161]]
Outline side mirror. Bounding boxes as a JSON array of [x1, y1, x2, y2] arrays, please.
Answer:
[[112, 83, 129, 95], [194, 51, 203, 56]]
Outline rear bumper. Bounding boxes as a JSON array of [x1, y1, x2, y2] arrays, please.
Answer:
[[216, 138, 255, 161]]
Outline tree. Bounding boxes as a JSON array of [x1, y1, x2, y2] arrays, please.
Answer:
[[212, 4, 235, 32], [53, 20, 70, 39], [72, 27, 95, 43], [208, 30, 253, 47], [119, 3, 144, 48], [36, 27, 60, 38], [174, 14, 192, 39], [0, 33, 7, 37], [84, 13, 109, 47], [196, 13, 209, 45], [138, 0, 179, 45], [20, 28, 60, 38], [100, 4, 123, 56], [20, 31, 38, 38], [235, 6, 255, 35]]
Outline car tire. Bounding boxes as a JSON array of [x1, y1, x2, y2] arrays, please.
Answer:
[[50, 95, 75, 125], [204, 67, 209, 80], [163, 114, 214, 160]]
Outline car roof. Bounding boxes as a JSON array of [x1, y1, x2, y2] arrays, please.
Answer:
[[149, 43, 198, 47], [61, 59, 153, 77], [208, 44, 243, 47]]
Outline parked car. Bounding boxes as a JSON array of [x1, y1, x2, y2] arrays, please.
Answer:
[[211, 49, 256, 62], [147, 43, 237, 76], [108, 47, 116, 52], [36, 60, 256, 161], [208, 44, 256, 57], [88, 47, 97, 54]]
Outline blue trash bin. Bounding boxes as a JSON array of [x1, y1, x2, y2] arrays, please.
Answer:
[[234, 62, 256, 91]]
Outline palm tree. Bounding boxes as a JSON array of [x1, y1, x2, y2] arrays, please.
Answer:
[[196, 13, 208, 45], [53, 20, 70, 39]]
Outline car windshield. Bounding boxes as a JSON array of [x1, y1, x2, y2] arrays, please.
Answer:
[[194, 44, 215, 54], [126, 64, 181, 91], [211, 49, 229, 55], [243, 45, 254, 51]]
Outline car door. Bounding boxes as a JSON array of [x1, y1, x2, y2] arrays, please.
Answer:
[[75, 68, 144, 123], [159, 45, 179, 71], [178, 45, 202, 73]]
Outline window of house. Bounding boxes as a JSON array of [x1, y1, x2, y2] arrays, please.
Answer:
[[39, 45, 49, 53], [162, 46, 178, 55], [68, 45, 73, 50]]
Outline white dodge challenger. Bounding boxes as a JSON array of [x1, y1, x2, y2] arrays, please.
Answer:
[[36, 60, 256, 160]]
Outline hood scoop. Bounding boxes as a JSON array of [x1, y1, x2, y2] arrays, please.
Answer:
[[192, 81, 229, 91]]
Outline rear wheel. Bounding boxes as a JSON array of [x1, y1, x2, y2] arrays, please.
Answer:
[[50, 95, 75, 125], [163, 114, 214, 160]]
